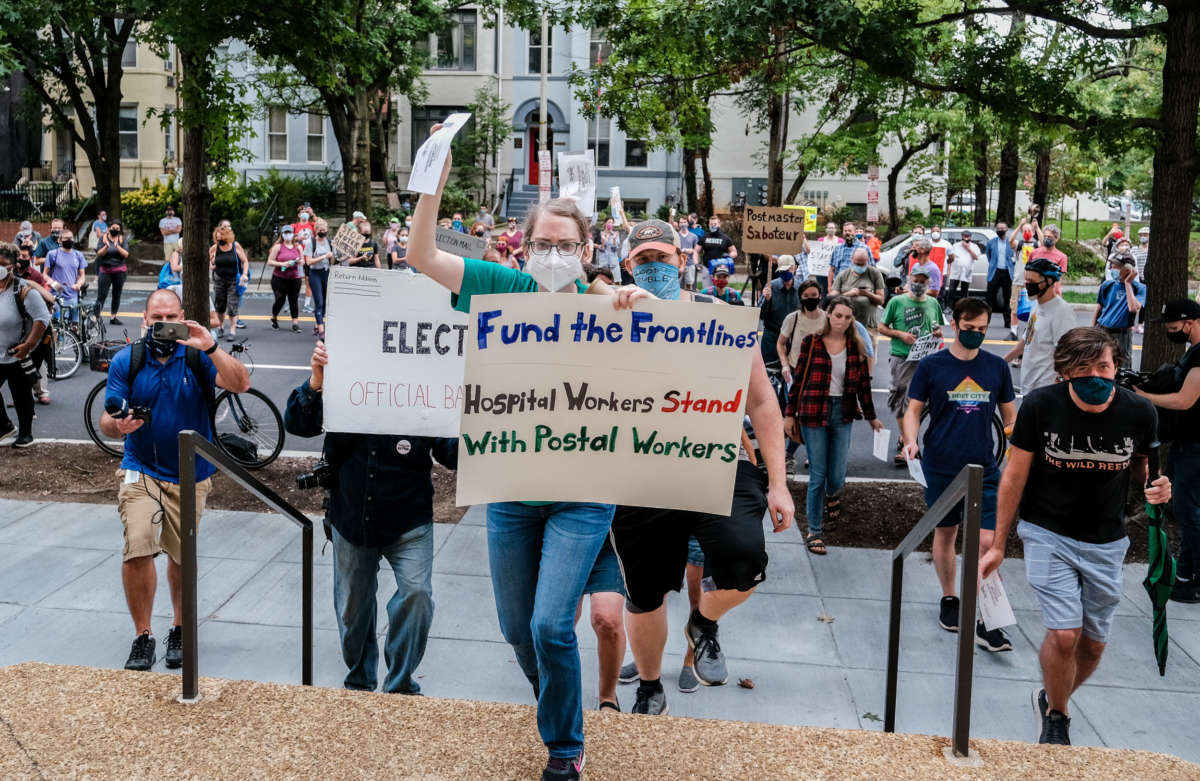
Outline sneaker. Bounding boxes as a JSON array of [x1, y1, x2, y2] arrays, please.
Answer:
[[631, 681, 668, 715], [0, 421, 16, 445], [12, 434, 34, 448], [271, 318, 279, 330], [303, 298, 314, 313], [677, 665, 700, 693], [1041, 710, 1071, 745], [110, 317, 122, 325], [1006, 330, 1019, 341], [164, 625, 183, 669], [1031, 687, 1048, 740], [1009, 357, 1022, 368], [975, 620, 1013, 652], [685, 618, 728, 686], [1170, 581, 1200, 604], [541, 751, 585, 781], [124, 631, 157, 671], [291, 323, 301, 332], [218, 326, 225, 339], [618, 661, 639, 684], [236, 319, 246, 329], [939, 596, 960, 632]]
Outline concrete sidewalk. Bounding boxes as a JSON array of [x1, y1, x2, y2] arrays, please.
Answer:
[[1, 498, 1198, 762]]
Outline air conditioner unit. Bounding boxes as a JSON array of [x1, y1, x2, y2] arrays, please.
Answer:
[[166, 75, 175, 87]]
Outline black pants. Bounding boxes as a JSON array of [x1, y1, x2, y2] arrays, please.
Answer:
[[94, 270, 126, 318], [986, 269, 1012, 328], [0, 361, 34, 437], [945, 279, 970, 313], [271, 276, 302, 320]]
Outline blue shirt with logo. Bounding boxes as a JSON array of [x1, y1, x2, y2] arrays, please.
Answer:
[[106, 342, 218, 483], [908, 348, 1014, 475], [1096, 277, 1145, 329]]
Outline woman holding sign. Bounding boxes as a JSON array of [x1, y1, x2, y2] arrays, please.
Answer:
[[406, 129, 648, 781]]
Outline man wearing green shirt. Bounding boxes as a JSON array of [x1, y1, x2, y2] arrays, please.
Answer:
[[880, 268, 945, 465]]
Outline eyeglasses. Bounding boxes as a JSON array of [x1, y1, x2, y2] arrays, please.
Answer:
[[528, 239, 585, 256]]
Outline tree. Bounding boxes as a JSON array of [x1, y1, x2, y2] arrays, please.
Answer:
[[454, 86, 512, 207]]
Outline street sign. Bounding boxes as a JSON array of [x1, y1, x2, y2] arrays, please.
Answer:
[[867, 165, 879, 181]]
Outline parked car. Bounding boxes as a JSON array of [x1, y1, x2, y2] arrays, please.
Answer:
[[878, 227, 999, 295]]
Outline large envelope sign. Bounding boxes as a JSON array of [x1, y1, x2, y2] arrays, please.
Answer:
[[456, 294, 761, 513], [323, 267, 468, 436]]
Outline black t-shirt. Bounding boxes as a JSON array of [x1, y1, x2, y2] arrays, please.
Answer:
[[701, 229, 734, 262], [1174, 343, 1200, 444], [352, 239, 379, 268], [1010, 383, 1156, 543]]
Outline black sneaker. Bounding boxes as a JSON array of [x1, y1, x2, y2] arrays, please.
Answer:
[[1170, 580, 1200, 604], [12, 434, 33, 449], [618, 661, 639, 684], [1041, 710, 1071, 745], [631, 681, 668, 715], [124, 631, 157, 671], [975, 620, 1013, 652], [164, 625, 184, 669], [541, 751, 585, 781], [1031, 687, 1048, 739], [685, 618, 728, 685], [110, 317, 122, 325], [939, 596, 960, 632]]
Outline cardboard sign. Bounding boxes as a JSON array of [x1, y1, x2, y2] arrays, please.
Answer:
[[455, 294, 761, 514], [322, 267, 468, 436], [436, 227, 488, 259], [557, 149, 596, 218], [742, 206, 810, 255], [331, 223, 365, 263], [808, 241, 834, 277], [407, 112, 472, 195], [538, 150, 552, 202], [906, 333, 944, 362]]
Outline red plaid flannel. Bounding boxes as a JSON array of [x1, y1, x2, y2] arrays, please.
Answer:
[[785, 334, 876, 428]]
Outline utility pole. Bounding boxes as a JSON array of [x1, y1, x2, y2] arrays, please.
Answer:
[[538, 12, 548, 153]]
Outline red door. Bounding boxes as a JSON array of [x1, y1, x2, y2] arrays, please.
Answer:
[[528, 127, 554, 185]]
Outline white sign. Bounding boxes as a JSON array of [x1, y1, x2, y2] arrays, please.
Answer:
[[331, 223, 365, 263], [609, 186, 626, 227], [436, 227, 488, 259], [873, 427, 891, 462], [808, 242, 834, 277], [557, 150, 596, 219], [322, 267, 468, 436], [538, 150, 552, 202], [407, 112, 472, 195], [905, 333, 944, 362], [866, 180, 880, 222], [979, 572, 1017, 631], [456, 294, 762, 514], [906, 455, 927, 487]]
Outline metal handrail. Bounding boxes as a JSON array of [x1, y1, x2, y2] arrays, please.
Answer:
[[883, 463, 983, 758], [177, 430, 313, 702]]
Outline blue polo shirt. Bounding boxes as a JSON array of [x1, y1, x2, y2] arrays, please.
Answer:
[[985, 236, 1016, 281], [1096, 277, 1145, 329], [106, 342, 218, 483]]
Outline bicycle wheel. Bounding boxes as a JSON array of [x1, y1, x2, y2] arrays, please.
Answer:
[[51, 328, 82, 380], [84, 379, 124, 457], [210, 388, 285, 468]]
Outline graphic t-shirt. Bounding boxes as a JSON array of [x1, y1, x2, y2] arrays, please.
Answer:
[[881, 295, 944, 358], [700, 229, 734, 262], [1021, 295, 1074, 394], [908, 349, 1014, 474], [1010, 383, 1156, 543]]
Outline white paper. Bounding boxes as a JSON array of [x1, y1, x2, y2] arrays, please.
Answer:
[[609, 186, 625, 226], [978, 571, 1017, 630], [557, 150, 596, 218], [538, 151, 552, 202], [905, 332, 943, 362], [906, 456, 927, 487], [406, 112, 472, 195], [808, 242, 834, 277], [873, 428, 891, 462]]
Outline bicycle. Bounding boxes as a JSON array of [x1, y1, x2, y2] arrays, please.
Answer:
[[47, 296, 83, 380]]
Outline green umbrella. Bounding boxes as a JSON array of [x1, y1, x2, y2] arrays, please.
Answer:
[[1141, 448, 1176, 677]]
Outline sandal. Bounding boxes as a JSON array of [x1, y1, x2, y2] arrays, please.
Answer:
[[805, 533, 827, 555], [825, 496, 842, 524], [598, 700, 620, 713]]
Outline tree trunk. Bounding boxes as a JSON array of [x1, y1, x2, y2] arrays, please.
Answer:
[[887, 133, 941, 238], [973, 129, 989, 225], [1032, 144, 1051, 219], [784, 163, 808, 204], [996, 129, 1019, 225], [699, 147, 713, 219], [328, 92, 372, 220], [765, 36, 787, 207], [682, 148, 698, 213], [1143, 3, 1200, 373], [178, 49, 213, 324]]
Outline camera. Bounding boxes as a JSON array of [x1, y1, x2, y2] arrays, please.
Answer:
[[296, 459, 333, 490], [1115, 367, 1148, 389]]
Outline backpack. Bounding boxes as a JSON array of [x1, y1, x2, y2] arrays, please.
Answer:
[[127, 339, 216, 411], [157, 260, 182, 289], [12, 279, 53, 347]]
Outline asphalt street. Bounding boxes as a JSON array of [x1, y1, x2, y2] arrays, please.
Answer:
[[27, 285, 1138, 480]]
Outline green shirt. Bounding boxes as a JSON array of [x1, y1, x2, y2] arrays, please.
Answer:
[[451, 257, 587, 314], [881, 294, 944, 358]]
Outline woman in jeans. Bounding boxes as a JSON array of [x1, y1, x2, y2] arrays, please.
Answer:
[[208, 225, 249, 340], [267, 226, 304, 332], [94, 220, 130, 324], [406, 126, 647, 781], [304, 217, 334, 338], [784, 296, 884, 555]]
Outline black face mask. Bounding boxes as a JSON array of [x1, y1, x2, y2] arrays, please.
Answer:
[[474, 230, 486, 237], [801, 297, 820, 311], [146, 335, 176, 359], [1167, 328, 1190, 344], [996, 229, 1007, 238], [17, 258, 29, 270], [317, 232, 327, 238], [50, 230, 61, 239], [61, 239, 75, 250], [1025, 281, 1047, 298]]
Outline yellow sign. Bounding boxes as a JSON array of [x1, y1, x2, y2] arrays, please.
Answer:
[[781, 205, 818, 232]]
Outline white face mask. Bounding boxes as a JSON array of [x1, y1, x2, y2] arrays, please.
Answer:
[[931, 232, 941, 241], [0, 266, 8, 281], [526, 248, 583, 292]]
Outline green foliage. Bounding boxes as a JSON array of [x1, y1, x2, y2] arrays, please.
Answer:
[[454, 87, 513, 206], [244, 169, 339, 216], [1060, 240, 1104, 280], [119, 178, 181, 240], [437, 184, 478, 221]]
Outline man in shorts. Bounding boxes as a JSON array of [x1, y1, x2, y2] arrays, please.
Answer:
[[980, 327, 1170, 745]]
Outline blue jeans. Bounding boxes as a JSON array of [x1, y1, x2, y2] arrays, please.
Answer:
[[309, 267, 329, 327], [1170, 442, 1200, 581], [801, 397, 853, 535], [486, 501, 615, 758], [332, 524, 434, 694]]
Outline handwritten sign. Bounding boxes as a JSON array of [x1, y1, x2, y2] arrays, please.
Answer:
[[609, 186, 626, 227], [538, 150, 552, 202], [742, 206, 812, 255], [456, 294, 761, 513], [558, 150, 596, 218], [808, 241, 834, 277], [322, 267, 468, 436], [436, 227, 488, 259], [905, 332, 944, 362], [782, 204, 818, 232], [407, 112, 472, 195], [331, 223, 365, 263]]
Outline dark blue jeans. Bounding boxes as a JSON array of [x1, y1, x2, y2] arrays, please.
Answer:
[[486, 501, 614, 758], [309, 267, 329, 328]]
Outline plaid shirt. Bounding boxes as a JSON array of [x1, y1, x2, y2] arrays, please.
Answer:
[[785, 334, 876, 428], [830, 240, 868, 276]]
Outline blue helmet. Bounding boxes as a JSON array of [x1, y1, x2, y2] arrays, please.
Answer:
[[1025, 257, 1062, 280]]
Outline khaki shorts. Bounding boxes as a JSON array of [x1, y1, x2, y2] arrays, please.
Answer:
[[118, 469, 212, 564], [164, 242, 178, 262]]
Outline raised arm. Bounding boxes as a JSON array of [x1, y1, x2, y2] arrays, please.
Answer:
[[406, 125, 467, 293]]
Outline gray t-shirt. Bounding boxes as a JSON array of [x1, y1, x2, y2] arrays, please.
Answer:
[[679, 231, 699, 266], [0, 281, 51, 363], [1022, 295, 1075, 395], [159, 216, 182, 244], [305, 237, 333, 271]]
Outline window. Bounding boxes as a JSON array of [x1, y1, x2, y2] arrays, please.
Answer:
[[411, 105, 468, 160], [422, 9, 476, 70], [163, 43, 173, 71], [528, 27, 551, 74], [268, 107, 288, 161], [306, 113, 324, 162], [589, 28, 611, 67], [624, 138, 647, 168], [164, 105, 175, 163], [623, 199, 649, 219], [122, 38, 137, 68], [119, 105, 139, 159], [587, 115, 610, 167]]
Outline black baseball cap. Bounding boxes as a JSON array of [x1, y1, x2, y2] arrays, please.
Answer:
[[1154, 298, 1200, 323]]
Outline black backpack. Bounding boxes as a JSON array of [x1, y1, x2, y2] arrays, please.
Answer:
[[127, 339, 216, 410]]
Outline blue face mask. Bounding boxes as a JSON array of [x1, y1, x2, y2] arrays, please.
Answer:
[[1107, 269, 1121, 282], [1069, 376, 1114, 405], [631, 261, 681, 300], [452, 220, 463, 230], [852, 263, 868, 274], [779, 270, 794, 284]]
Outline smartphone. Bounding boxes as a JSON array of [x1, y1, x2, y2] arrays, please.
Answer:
[[152, 321, 189, 342]]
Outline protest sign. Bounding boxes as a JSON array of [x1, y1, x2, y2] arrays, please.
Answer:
[[557, 150, 596, 218], [808, 241, 834, 277], [782, 204, 817, 233], [322, 267, 468, 436], [538, 151, 552, 202], [867, 181, 880, 222], [456, 294, 761, 514], [436, 227, 488, 259], [742, 206, 810, 255], [331, 223, 365, 263], [407, 112, 472, 195], [609, 186, 626, 226], [905, 333, 944, 362]]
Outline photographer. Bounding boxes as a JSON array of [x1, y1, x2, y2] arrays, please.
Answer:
[[1092, 252, 1144, 368], [0, 243, 49, 447], [100, 289, 250, 672], [1135, 299, 1200, 603], [284, 341, 457, 694]]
